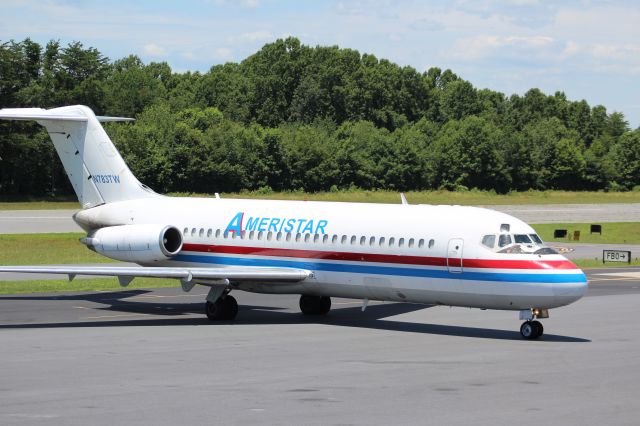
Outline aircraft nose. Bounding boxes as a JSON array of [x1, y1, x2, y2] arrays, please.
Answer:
[[552, 268, 588, 306]]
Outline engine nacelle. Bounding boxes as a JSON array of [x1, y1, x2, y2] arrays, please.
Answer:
[[82, 224, 183, 263]]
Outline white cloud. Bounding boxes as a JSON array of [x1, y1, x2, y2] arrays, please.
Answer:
[[591, 43, 640, 61], [237, 31, 273, 43], [562, 40, 580, 56], [143, 43, 167, 57], [452, 35, 554, 59], [242, 0, 260, 8], [215, 47, 232, 59]]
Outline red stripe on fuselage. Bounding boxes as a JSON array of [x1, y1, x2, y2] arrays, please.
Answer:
[[181, 243, 577, 270]]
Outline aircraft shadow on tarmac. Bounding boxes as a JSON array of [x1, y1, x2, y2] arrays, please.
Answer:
[[0, 290, 590, 342]]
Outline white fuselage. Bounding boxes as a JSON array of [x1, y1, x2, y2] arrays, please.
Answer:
[[74, 196, 588, 311]]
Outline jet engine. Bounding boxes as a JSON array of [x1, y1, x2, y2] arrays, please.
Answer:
[[81, 224, 183, 263]]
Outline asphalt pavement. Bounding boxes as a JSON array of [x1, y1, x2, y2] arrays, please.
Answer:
[[0, 268, 639, 426]]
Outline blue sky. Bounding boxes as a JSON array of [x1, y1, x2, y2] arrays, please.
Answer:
[[1, 0, 639, 127]]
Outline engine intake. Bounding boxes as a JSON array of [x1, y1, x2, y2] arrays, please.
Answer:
[[83, 224, 183, 263]]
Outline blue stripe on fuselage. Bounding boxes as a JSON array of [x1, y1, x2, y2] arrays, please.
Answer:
[[173, 253, 587, 284]]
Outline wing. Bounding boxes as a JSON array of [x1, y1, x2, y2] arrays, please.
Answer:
[[0, 265, 311, 287]]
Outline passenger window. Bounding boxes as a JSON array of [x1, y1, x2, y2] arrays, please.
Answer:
[[399, 238, 405, 247], [277, 232, 282, 241], [258, 231, 264, 240], [332, 235, 338, 244], [323, 234, 329, 243], [191, 228, 196, 236], [408, 238, 414, 248], [215, 229, 221, 238], [418, 239, 424, 248], [223, 230, 229, 239], [249, 230, 255, 240], [482, 235, 496, 249], [207, 229, 212, 238], [296, 233, 302, 242], [286, 233, 292, 242], [498, 234, 512, 247], [183, 227, 188, 236], [350, 235, 356, 245], [389, 237, 395, 246], [369, 236, 375, 246], [314, 234, 320, 243], [341, 235, 347, 244], [304, 234, 311, 242], [379, 237, 386, 246], [240, 231, 246, 239], [360, 236, 366, 245], [428, 239, 434, 248], [267, 231, 273, 241]]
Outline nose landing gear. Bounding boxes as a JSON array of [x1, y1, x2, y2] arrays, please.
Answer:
[[519, 308, 548, 340], [520, 320, 544, 339]]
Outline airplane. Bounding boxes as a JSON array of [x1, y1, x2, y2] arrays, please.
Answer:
[[0, 105, 588, 339]]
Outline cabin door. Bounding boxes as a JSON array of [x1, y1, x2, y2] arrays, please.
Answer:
[[447, 238, 464, 273]]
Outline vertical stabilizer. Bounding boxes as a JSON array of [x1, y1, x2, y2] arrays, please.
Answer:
[[0, 105, 158, 208]]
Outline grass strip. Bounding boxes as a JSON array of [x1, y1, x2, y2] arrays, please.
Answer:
[[531, 222, 640, 245], [0, 278, 178, 295], [0, 233, 115, 265]]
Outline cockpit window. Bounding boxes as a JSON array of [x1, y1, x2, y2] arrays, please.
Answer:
[[534, 247, 558, 255], [530, 234, 543, 244], [498, 245, 526, 254], [514, 234, 533, 244], [498, 234, 512, 248], [481, 235, 496, 249]]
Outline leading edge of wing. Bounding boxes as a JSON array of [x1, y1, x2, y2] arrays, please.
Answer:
[[0, 266, 311, 282]]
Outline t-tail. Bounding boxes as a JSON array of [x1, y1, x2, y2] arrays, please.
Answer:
[[0, 105, 158, 208]]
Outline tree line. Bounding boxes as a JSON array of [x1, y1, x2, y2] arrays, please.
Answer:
[[0, 37, 638, 198]]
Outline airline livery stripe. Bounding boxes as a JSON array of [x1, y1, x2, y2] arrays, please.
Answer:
[[173, 254, 587, 284], [180, 243, 578, 270]]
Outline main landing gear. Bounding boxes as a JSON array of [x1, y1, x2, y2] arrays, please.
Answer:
[[519, 308, 549, 340], [205, 295, 238, 321], [299, 295, 331, 315]]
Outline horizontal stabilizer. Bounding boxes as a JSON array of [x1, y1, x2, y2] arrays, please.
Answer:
[[96, 116, 135, 122], [0, 108, 87, 122], [0, 109, 133, 122]]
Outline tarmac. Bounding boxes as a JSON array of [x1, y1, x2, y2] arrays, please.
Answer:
[[0, 268, 639, 425]]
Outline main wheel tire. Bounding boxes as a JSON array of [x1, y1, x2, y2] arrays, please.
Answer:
[[300, 295, 318, 315], [205, 300, 223, 321], [532, 320, 544, 338], [520, 321, 536, 339], [222, 295, 238, 320], [319, 296, 331, 315]]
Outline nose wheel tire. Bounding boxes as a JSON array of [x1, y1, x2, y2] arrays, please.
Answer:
[[300, 295, 331, 315], [520, 320, 544, 339], [205, 295, 238, 321]]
